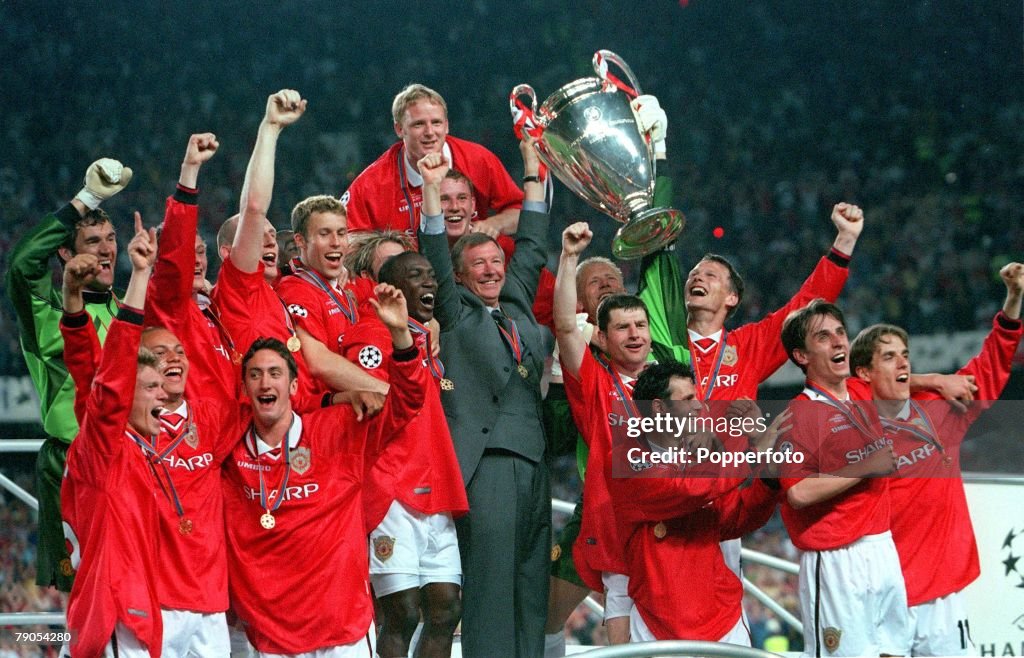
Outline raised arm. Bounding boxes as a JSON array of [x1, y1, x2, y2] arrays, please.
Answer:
[[553, 222, 593, 379], [234, 90, 307, 273], [418, 152, 463, 329]]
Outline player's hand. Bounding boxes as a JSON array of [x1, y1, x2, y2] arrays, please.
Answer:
[[183, 133, 219, 166], [63, 254, 101, 294], [561, 222, 593, 257], [831, 202, 864, 240], [334, 390, 386, 421], [418, 152, 449, 188], [468, 218, 501, 239], [75, 158, 133, 210], [519, 133, 542, 176], [370, 283, 410, 331], [1000, 262, 1024, 295], [428, 318, 442, 359], [127, 211, 157, 271], [932, 373, 978, 414], [684, 431, 722, 454], [266, 89, 307, 128], [860, 444, 898, 477], [630, 94, 667, 156]]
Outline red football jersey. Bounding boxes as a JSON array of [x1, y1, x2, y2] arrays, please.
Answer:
[[883, 312, 1023, 605], [61, 312, 163, 658], [341, 314, 468, 531], [342, 136, 523, 236], [221, 347, 427, 654], [146, 188, 238, 402], [276, 266, 360, 359], [688, 251, 850, 401], [779, 382, 891, 551], [213, 257, 323, 413]]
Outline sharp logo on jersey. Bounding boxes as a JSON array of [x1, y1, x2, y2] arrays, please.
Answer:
[[164, 452, 213, 471], [699, 373, 739, 389], [607, 412, 629, 427], [290, 446, 311, 475], [373, 535, 396, 561], [359, 345, 384, 369], [287, 304, 308, 318], [243, 483, 320, 501], [844, 437, 892, 463], [721, 344, 738, 366], [896, 443, 937, 469]]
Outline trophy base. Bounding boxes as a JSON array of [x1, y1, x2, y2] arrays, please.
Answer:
[[611, 207, 686, 260]]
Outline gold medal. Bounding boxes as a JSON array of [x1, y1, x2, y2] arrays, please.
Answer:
[[440, 378, 454, 391], [653, 522, 667, 539], [179, 517, 194, 535], [260, 511, 276, 530], [517, 364, 529, 379], [287, 335, 301, 352]]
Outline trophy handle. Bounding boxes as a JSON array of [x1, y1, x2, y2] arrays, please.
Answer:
[[593, 50, 644, 98], [509, 84, 544, 138]]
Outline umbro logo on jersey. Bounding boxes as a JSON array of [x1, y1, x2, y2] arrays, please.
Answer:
[[359, 345, 384, 369], [287, 304, 308, 318]]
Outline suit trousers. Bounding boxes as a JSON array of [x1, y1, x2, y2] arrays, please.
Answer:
[[456, 452, 551, 658]]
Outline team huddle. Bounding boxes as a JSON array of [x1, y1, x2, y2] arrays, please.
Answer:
[[7, 84, 1023, 658]]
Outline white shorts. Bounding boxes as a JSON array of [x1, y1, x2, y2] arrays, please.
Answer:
[[59, 622, 149, 658], [908, 590, 973, 656], [162, 609, 230, 657], [602, 571, 633, 621], [630, 605, 750, 644], [369, 500, 462, 597], [799, 531, 911, 657], [256, 621, 376, 658]]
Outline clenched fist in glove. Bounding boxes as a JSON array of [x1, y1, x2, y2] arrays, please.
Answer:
[[630, 95, 668, 157], [74, 158, 133, 210]]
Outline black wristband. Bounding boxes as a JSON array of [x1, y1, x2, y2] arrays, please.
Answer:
[[522, 175, 542, 184]]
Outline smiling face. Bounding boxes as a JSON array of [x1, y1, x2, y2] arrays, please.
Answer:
[[129, 365, 167, 437], [392, 254, 437, 324], [578, 261, 625, 321], [455, 240, 505, 307], [598, 307, 652, 376], [396, 99, 449, 166], [294, 210, 350, 284], [856, 333, 911, 402], [440, 176, 475, 240], [62, 220, 117, 290], [193, 236, 209, 294], [243, 349, 298, 431], [793, 313, 850, 389], [141, 328, 189, 407], [684, 258, 738, 317]]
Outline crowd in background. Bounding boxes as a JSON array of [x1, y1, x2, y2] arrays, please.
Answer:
[[1, 0, 1022, 652]]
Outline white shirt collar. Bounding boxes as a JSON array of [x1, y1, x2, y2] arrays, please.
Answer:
[[404, 142, 453, 187], [894, 399, 912, 420], [251, 412, 303, 458], [687, 328, 724, 344], [802, 386, 850, 402]]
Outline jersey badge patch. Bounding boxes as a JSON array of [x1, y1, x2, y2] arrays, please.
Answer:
[[373, 535, 396, 561], [823, 627, 842, 653], [289, 446, 311, 475], [287, 304, 308, 318], [358, 345, 384, 369], [722, 344, 738, 366]]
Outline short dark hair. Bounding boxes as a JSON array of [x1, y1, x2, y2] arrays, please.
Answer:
[[61, 209, 113, 255], [849, 324, 910, 375], [633, 360, 695, 402], [596, 294, 648, 332], [780, 299, 847, 372], [443, 168, 476, 197], [242, 337, 298, 380], [378, 251, 428, 288], [450, 232, 503, 274], [698, 254, 744, 316]]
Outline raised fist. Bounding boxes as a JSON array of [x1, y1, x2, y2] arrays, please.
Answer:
[[63, 253, 101, 293], [183, 133, 219, 166], [418, 153, 449, 187], [830, 202, 864, 240], [266, 89, 307, 128], [1000, 262, 1024, 294], [561, 222, 593, 257], [75, 158, 133, 210]]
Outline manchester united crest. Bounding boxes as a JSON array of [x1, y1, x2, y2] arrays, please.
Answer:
[[373, 535, 396, 561], [59, 557, 74, 577], [823, 627, 842, 653], [721, 344, 738, 367], [289, 446, 311, 475]]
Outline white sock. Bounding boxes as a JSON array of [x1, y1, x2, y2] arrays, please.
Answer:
[[544, 630, 566, 658]]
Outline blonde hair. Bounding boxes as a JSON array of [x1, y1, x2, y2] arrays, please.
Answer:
[[392, 84, 447, 125]]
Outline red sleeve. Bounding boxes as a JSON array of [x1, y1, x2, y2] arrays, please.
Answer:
[[532, 267, 556, 331], [740, 253, 850, 382], [340, 319, 392, 385], [278, 279, 332, 347], [341, 174, 375, 233], [717, 479, 780, 540], [958, 312, 1023, 403], [213, 258, 283, 352], [778, 399, 821, 491], [561, 350, 602, 448], [473, 143, 524, 215], [59, 311, 102, 425], [362, 346, 428, 457], [610, 464, 751, 523], [145, 189, 198, 328], [68, 311, 143, 484]]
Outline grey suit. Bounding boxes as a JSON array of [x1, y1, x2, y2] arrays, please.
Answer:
[[420, 206, 552, 658]]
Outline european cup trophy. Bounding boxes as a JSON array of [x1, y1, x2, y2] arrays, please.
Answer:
[[510, 50, 685, 259]]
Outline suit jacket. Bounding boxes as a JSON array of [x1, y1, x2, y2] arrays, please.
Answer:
[[420, 207, 550, 483]]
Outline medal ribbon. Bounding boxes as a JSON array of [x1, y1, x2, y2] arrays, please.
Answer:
[[492, 310, 525, 368], [408, 318, 445, 381], [126, 427, 188, 519], [293, 265, 358, 325], [200, 298, 239, 362], [247, 419, 294, 518], [273, 295, 300, 346], [396, 146, 421, 236], [879, 401, 945, 454], [689, 330, 728, 401], [594, 352, 640, 420], [804, 382, 884, 442]]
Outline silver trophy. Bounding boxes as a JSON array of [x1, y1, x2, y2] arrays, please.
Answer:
[[511, 50, 685, 259]]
